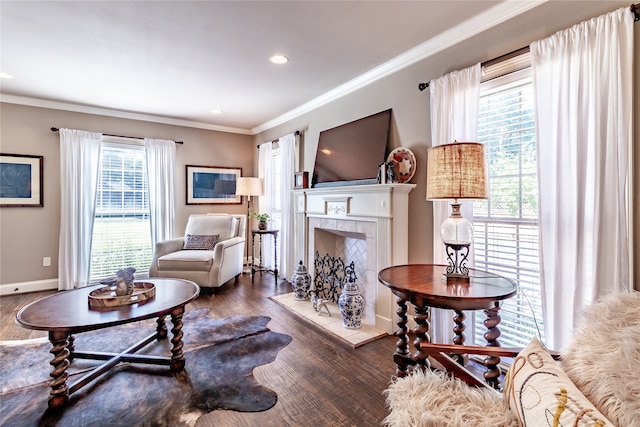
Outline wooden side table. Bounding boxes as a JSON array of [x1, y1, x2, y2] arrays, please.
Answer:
[[378, 264, 517, 387], [251, 229, 279, 281]]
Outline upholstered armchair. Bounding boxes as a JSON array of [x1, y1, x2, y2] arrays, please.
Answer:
[[149, 214, 246, 288], [384, 291, 640, 427]]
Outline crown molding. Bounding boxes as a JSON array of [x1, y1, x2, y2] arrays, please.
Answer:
[[0, 94, 253, 135], [1, 1, 546, 137], [252, 0, 546, 135]]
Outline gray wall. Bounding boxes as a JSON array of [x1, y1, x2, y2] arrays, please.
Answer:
[[0, 103, 254, 285], [1, 1, 637, 290], [254, 1, 640, 290]]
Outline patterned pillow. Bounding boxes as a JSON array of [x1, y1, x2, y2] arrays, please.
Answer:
[[504, 337, 614, 426], [183, 234, 219, 250]]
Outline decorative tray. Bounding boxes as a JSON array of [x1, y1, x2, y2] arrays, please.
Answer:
[[88, 282, 155, 309]]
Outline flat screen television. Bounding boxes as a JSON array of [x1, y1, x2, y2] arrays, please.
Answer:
[[312, 109, 391, 188]]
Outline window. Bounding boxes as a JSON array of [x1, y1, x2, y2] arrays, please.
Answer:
[[89, 142, 152, 281], [266, 142, 282, 267], [472, 65, 545, 347]]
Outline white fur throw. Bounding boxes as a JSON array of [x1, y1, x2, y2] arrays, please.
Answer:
[[383, 370, 519, 427], [561, 291, 640, 427]]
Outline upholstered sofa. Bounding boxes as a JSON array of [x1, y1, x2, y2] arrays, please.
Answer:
[[384, 291, 640, 427], [149, 214, 246, 288]]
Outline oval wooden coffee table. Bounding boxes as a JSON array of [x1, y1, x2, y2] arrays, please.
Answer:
[[16, 278, 199, 409]]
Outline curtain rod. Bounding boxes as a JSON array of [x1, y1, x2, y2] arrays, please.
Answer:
[[256, 130, 301, 149], [50, 127, 184, 144], [418, 46, 530, 91], [418, 3, 640, 91]]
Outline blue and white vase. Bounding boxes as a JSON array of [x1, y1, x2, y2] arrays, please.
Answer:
[[290, 260, 311, 301], [338, 280, 365, 329]]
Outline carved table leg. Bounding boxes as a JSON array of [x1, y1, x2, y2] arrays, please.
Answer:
[[251, 233, 256, 280], [452, 310, 466, 365], [412, 305, 431, 371], [169, 306, 186, 372], [156, 315, 168, 340], [392, 297, 411, 377], [67, 334, 76, 360], [483, 302, 503, 389], [48, 330, 71, 408], [273, 233, 278, 278]]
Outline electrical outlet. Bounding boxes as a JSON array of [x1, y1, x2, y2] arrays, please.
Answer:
[[43, 257, 51, 267]]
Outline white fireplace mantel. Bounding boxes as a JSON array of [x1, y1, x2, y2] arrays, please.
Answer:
[[292, 183, 415, 334]]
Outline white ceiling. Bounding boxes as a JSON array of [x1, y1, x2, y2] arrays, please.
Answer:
[[0, 1, 542, 134]]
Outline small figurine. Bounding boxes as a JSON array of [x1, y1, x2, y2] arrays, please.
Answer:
[[311, 295, 332, 316], [386, 161, 397, 183], [377, 162, 386, 184], [114, 267, 136, 296]]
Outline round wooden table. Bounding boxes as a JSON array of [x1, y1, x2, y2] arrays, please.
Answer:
[[378, 264, 516, 383], [16, 278, 199, 408]]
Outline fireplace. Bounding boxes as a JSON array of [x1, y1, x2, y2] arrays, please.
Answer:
[[293, 183, 415, 334]]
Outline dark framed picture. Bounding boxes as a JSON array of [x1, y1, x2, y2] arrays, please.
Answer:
[[0, 153, 44, 207], [294, 171, 308, 189], [186, 165, 242, 205]]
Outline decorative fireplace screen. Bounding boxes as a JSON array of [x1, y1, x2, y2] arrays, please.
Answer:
[[312, 251, 357, 303]]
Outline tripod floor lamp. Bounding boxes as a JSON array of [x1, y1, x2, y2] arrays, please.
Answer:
[[235, 177, 263, 272]]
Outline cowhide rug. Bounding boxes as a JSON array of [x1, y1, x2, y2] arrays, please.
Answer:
[[0, 309, 292, 427]]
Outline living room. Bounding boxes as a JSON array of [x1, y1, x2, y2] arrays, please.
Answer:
[[1, 1, 639, 426], [2, 1, 637, 296]]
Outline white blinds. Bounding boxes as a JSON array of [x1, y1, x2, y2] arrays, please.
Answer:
[[89, 143, 152, 282], [473, 68, 545, 347], [265, 144, 282, 269]]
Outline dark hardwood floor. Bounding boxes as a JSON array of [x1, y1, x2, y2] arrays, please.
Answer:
[[0, 273, 398, 426]]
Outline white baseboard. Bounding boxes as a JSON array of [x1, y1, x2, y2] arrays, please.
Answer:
[[0, 279, 58, 296]]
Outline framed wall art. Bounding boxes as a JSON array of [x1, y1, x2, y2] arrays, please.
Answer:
[[186, 165, 242, 205], [294, 171, 308, 189], [0, 153, 44, 207]]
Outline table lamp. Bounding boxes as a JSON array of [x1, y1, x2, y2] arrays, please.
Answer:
[[235, 177, 263, 271], [426, 142, 487, 281]]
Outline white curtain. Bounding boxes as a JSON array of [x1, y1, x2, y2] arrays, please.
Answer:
[[531, 8, 633, 350], [58, 128, 102, 290], [258, 142, 273, 268], [258, 142, 273, 216], [144, 138, 176, 247], [429, 63, 481, 343], [279, 133, 296, 279]]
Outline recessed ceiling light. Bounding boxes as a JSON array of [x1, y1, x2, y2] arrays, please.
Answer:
[[0, 72, 14, 79], [210, 109, 223, 114], [270, 54, 289, 65]]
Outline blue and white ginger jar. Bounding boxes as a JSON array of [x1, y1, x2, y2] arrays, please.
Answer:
[[290, 260, 311, 301], [338, 280, 364, 329]]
